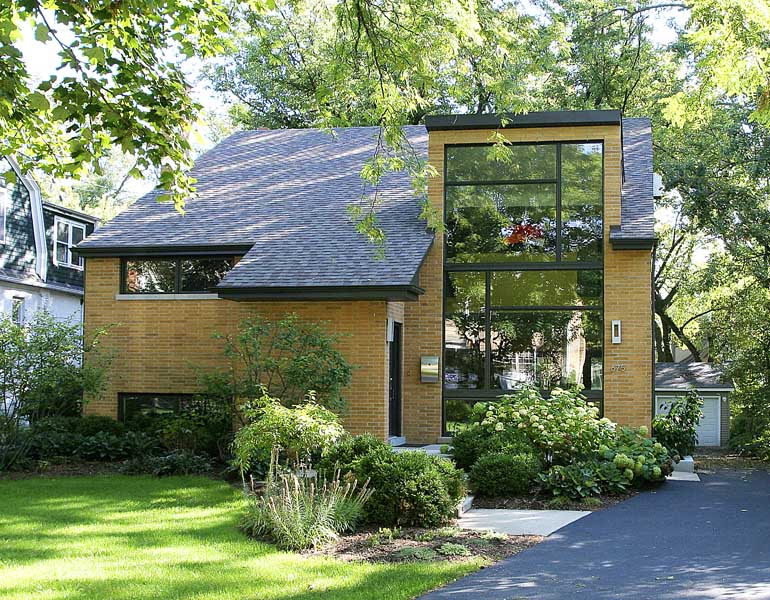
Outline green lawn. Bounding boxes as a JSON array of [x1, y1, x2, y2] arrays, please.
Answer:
[[0, 476, 480, 600]]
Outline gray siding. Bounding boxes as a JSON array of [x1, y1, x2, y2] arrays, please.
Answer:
[[0, 174, 37, 279], [720, 394, 730, 448], [43, 208, 94, 289]]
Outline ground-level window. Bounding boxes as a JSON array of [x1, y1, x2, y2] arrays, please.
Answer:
[[54, 217, 86, 269], [117, 393, 196, 422], [11, 297, 24, 325], [122, 257, 236, 294]]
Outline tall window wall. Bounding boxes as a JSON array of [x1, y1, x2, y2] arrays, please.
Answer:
[[443, 142, 604, 433]]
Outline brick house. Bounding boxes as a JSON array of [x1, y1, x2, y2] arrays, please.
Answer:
[[77, 110, 655, 444]]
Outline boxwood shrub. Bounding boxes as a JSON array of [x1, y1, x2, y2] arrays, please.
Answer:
[[469, 452, 541, 497]]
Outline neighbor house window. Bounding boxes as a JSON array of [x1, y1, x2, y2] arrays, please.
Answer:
[[53, 217, 86, 269], [117, 393, 196, 422], [11, 297, 24, 325], [122, 257, 235, 294], [443, 142, 604, 433]]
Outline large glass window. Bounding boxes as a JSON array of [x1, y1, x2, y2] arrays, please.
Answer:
[[123, 257, 235, 294], [443, 141, 604, 434]]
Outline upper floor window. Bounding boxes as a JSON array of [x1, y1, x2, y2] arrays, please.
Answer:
[[122, 256, 236, 294], [445, 142, 603, 264], [54, 217, 86, 270]]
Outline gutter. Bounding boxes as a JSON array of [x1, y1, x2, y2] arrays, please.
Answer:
[[216, 284, 425, 302]]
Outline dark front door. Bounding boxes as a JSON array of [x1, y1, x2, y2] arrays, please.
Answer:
[[389, 322, 402, 437]]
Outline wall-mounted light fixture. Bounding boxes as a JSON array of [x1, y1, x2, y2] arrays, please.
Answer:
[[611, 320, 622, 344], [420, 356, 439, 383]]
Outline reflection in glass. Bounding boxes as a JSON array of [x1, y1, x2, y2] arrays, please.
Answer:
[[490, 270, 602, 307], [125, 259, 176, 293], [181, 258, 233, 292], [490, 310, 602, 392], [561, 143, 603, 261], [443, 314, 485, 389], [446, 184, 557, 263], [445, 271, 486, 314], [446, 144, 557, 182]]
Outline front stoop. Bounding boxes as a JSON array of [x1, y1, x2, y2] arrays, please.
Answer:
[[674, 455, 695, 473], [391, 444, 450, 457], [458, 508, 591, 537]]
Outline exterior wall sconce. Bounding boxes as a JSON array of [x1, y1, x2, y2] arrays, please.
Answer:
[[611, 320, 622, 344], [420, 356, 439, 383]]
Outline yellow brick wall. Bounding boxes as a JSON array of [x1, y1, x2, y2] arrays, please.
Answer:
[[84, 257, 390, 438], [410, 125, 653, 436]]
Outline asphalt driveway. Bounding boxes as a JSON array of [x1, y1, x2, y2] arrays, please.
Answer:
[[422, 469, 770, 600]]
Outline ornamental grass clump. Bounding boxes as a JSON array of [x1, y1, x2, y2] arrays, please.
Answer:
[[241, 456, 373, 550]]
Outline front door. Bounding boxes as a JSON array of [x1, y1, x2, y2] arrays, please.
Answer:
[[389, 322, 402, 437]]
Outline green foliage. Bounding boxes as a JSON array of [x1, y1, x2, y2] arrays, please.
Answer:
[[1, 0, 242, 209], [210, 314, 352, 412], [232, 393, 345, 475], [449, 424, 534, 471], [469, 452, 541, 497], [436, 543, 471, 557], [240, 469, 372, 550], [349, 447, 466, 528], [74, 431, 159, 462], [652, 390, 704, 458], [0, 313, 110, 470], [316, 433, 389, 474], [120, 451, 213, 477], [475, 386, 614, 466]]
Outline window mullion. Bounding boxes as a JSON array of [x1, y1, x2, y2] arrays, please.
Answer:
[[556, 144, 562, 262], [484, 271, 491, 390]]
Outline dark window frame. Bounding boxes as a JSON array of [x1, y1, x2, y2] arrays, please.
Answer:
[[442, 140, 605, 435], [117, 392, 197, 422], [120, 256, 236, 294]]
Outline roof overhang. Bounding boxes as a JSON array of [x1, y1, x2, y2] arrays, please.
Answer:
[[216, 284, 425, 302], [655, 387, 734, 393], [424, 110, 621, 131], [75, 244, 254, 257], [609, 226, 656, 250]]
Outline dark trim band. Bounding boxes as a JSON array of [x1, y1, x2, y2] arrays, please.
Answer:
[[609, 236, 657, 250], [76, 244, 254, 257], [216, 284, 425, 301], [425, 110, 621, 131]]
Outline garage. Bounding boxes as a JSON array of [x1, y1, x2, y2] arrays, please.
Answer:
[[655, 362, 734, 448]]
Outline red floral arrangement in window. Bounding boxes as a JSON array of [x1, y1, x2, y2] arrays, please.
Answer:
[[503, 222, 544, 245]]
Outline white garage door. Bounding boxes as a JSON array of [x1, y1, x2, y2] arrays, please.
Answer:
[[655, 394, 721, 447]]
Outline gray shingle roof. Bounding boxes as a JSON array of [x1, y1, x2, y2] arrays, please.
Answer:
[[655, 362, 734, 391], [79, 126, 434, 291], [611, 118, 655, 246]]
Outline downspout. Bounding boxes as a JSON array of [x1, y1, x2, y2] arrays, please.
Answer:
[[7, 156, 48, 281]]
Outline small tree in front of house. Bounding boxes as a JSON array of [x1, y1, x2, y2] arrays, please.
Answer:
[[0, 312, 111, 470], [205, 313, 352, 415]]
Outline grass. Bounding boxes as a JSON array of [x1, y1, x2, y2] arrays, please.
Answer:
[[0, 476, 481, 600]]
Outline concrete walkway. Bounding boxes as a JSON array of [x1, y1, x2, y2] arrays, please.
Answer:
[[458, 508, 590, 536], [421, 469, 770, 600]]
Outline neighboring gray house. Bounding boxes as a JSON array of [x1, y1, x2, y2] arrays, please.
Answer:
[[0, 157, 98, 324], [655, 362, 734, 447]]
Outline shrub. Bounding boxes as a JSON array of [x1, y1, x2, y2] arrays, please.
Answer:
[[232, 393, 344, 475], [28, 431, 85, 458], [476, 386, 614, 466], [0, 313, 111, 470], [240, 470, 372, 550], [652, 390, 703, 458], [75, 431, 158, 461], [72, 416, 126, 437], [350, 447, 466, 528], [449, 425, 534, 470], [120, 451, 212, 476], [210, 313, 352, 411], [156, 404, 232, 458], [316, 433, 388, 475], [469, 452, 541, 497], [540, 459, 628, 499]]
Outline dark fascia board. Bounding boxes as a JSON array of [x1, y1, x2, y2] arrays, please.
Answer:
[[609, 236, 657, 250], [424, 110, 622, 131], [42, 201, 100, 224], [216, 284, 425, 302], [75, 244, 255, 257]]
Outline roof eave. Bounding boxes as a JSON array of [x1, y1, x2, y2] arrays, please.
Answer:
[[216, 284, 425, 302], [75, 244, 254, 257], [609, 236, 657, 250]]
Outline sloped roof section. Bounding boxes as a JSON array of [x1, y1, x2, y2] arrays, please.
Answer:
[[78, 126, 434, 298], [611, 117, 656, 249], [655, 362, 734, 391]]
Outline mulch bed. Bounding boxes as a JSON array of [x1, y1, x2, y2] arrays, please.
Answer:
[[0, 458, 125, 480], [472, 491, 637, 511], [310, 527, 542, 563], [693, 450, 768, 472]]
